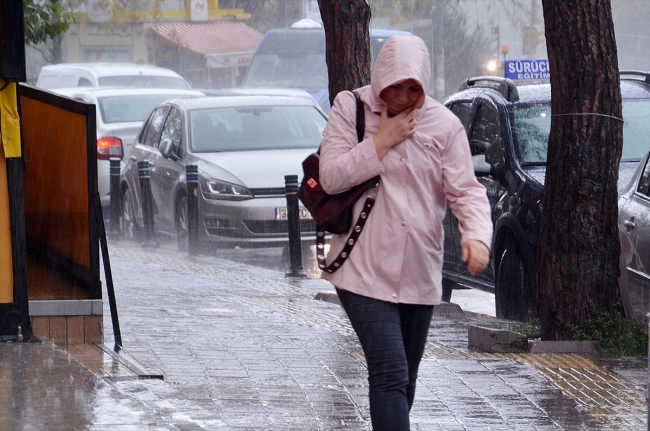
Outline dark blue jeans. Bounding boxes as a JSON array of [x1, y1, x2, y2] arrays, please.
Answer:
[[336, 288, 434, 431]]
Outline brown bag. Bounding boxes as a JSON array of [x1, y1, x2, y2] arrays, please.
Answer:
[[297, 91, 379, 234]]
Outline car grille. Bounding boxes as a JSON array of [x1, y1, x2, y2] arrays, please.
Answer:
[[250, 187, 286, 197], [243, 219, 317, 235]]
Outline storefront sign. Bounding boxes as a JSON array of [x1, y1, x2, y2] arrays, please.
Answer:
[[191, 0, 208, 21], [88, 0, 112, 23]]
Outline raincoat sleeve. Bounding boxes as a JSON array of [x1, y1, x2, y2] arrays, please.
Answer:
[[441, 118, 493, 250], [319, 91, 384, 194]]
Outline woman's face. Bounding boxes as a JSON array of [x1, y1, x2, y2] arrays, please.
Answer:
[[379, 79, 423, 115]]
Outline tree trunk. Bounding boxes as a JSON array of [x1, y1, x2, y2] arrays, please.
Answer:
[[318, 0, 371, 104], [538, 0, 622, 340]]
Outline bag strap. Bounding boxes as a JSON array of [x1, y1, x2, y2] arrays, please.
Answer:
[[316, 90, 378, 273]]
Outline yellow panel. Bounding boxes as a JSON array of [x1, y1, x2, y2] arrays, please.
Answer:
[[0, 145, 13, 303]]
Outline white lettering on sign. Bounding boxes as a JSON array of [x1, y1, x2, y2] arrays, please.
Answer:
[[505, 60, 550, 80]]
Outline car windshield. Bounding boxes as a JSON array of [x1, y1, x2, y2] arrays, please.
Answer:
[[243, 53, 329, 89], [189, 105, 327, 152], [513, 100, 650, 164], [98, 75, 190, 89], [99, 94, 193, 124]]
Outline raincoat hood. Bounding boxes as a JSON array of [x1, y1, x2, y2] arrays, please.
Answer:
[[370, 35, 431, 110]]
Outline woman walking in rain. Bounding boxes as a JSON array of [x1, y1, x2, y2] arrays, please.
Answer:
[[318, 35, 493, 430]]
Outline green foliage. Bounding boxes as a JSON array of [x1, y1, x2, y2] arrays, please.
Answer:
[[23, 0, 75, 45], [568, 309, 648, 356], [512, 319, 540, 339]]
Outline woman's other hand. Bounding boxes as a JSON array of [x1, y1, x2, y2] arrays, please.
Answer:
[[462, 240, 490, 276], [373, 105, 417, 159]]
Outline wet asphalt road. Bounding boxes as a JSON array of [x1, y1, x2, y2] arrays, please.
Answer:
[[1, 237, 647, 430]]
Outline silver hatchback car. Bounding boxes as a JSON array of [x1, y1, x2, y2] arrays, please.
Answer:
[[618, 148, 650, 324], [120, 94, 327, 249]]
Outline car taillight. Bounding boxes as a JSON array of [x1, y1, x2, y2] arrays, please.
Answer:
[[97, 137, 124, 160]]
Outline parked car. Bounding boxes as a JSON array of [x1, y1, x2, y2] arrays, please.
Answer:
[[51, 87, 205, 213], [441, 71, 650, 321], [240, 20, 411, 112], [618, 148, 650, 325], [36, 63, 191, 90], [119, 94, 327, 249]]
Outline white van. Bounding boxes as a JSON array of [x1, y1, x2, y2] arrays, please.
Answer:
[[36, 63, 191, 90]]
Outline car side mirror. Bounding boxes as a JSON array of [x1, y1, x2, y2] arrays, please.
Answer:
[[472, 154, 492, 177], [160, 138, 179, 161], [469, 140, 488, 155]]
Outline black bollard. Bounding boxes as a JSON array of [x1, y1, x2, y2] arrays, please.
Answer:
[[138, 161, 159, 248], [284, 175, 306, 278], [186, 165, 200, 255], [108, 157, 122, 240]]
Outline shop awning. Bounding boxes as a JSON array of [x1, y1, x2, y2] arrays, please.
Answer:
[[149, 22, 264, 69]]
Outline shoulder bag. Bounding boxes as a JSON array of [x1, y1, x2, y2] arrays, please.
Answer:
[[297, 90, 380, 273]]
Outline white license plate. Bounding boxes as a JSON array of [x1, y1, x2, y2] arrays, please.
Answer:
[[275, 207, 313, 220]]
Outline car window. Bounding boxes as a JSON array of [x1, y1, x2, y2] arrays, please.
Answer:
[[160, 108, 182, 150], [189, 105, 327, 153], [448, 102, 472, 130], [512, 104, 551, 164], [513, 100, 650, 164], [99, 94, 194, 124], [78, 77, 93, 86], [98, 75, 190, 89], [141, 106, 170, 148], [637, 156, 650, 196], [621, 101, 650, 161], [470, 105, 504, 166]]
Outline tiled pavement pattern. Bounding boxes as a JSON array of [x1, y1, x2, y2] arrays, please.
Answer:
[[3, 239, 643, 430], [91, 241, 647, 430]]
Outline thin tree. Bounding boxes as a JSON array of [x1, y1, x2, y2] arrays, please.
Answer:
[[538, 0, 622, 340], [318, 0, 372, 103]]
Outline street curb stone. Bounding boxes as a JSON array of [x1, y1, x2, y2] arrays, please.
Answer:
[[468, 325, 528, 353], [528, 340, 602, 357]]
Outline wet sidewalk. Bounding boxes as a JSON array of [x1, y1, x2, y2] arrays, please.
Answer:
[[1, 239, 647, 430]]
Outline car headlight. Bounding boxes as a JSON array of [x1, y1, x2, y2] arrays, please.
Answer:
[[203, 179, 253, 200]]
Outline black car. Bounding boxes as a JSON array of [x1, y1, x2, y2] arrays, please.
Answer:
[[441, 72, 650, 321]]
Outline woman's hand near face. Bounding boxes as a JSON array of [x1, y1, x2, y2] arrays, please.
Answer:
[[373, 105, 417, 159]]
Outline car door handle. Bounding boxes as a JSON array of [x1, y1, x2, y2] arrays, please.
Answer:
[[623, 217, 635, 230]]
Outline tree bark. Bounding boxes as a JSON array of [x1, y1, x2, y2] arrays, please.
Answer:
[[538, 0, 622, 340], [318, 0, 371, 104]]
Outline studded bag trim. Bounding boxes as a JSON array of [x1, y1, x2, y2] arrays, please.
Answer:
[[316, 181, 379, 273]]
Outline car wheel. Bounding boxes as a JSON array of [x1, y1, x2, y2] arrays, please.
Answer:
[[495, 240, 535, 321], [121, 187, 140, 241], [176, 195, 189, 252]]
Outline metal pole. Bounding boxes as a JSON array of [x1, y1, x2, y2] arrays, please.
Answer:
[[108, 157, 121, 239], [186, 165, 200, 255], [284, 175, 306, 278], [138, 161, 159, 248]]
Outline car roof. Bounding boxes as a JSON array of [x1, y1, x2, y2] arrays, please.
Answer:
[[50, 86, 205, 98], [446, 71, 650, 106], [39, 62, 183, 77], [168, 94, 323, 110]]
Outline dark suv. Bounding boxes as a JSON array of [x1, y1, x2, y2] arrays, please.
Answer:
[[441, 72, 650, 321]]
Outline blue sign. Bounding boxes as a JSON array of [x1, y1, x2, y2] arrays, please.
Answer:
[[505, 59, 550, 80]]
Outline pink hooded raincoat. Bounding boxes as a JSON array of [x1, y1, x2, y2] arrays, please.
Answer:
[[319, 35, 493, 305]]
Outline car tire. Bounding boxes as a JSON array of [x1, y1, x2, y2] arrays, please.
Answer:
[[176, 195, 189, 252], [495, 240, 535, 321], [121, 187, 140, 241]]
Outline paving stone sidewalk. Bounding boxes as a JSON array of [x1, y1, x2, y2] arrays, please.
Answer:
[[2, 239, 647, 430]]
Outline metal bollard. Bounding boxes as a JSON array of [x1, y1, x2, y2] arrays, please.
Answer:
[[284, 175, 306, 278], [138, 161, 159, 248], [186, 165, 200, 255], [109, 157, 122, 239]]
